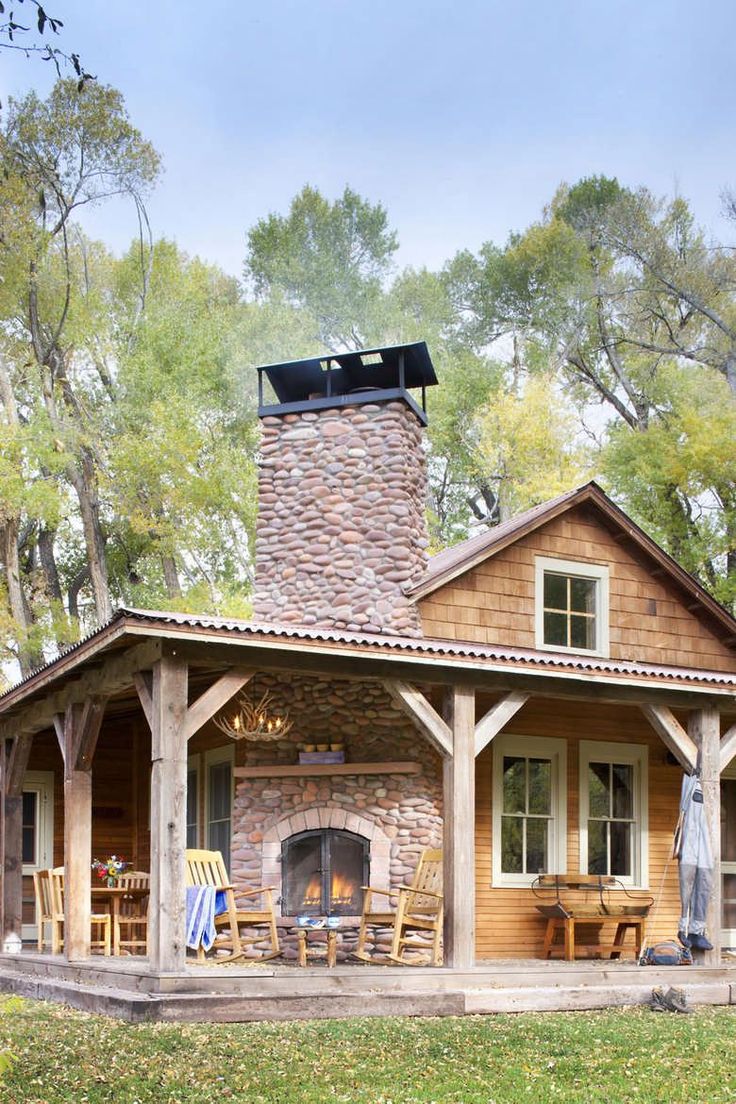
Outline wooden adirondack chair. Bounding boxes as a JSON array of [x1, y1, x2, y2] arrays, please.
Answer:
[[39, 868, 112, 955], [115, 871, 150, 955], [185, 848, 280, 963], [354, 848, 444, 966]]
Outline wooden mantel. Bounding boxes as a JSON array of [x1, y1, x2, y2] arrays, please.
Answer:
[[234, 760, 421, 779]]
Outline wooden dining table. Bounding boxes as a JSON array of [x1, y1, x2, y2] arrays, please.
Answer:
[[91, 886, 149, 956]]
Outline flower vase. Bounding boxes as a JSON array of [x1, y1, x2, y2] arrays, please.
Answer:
[[106, 876, 117, 888]]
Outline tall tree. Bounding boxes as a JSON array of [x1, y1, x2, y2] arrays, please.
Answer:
[[0, 78, 160, 625], [245, 185, 398, 349]]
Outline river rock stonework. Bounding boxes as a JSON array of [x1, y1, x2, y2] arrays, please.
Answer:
[[253, 400, 429, 636], [229, 673, 443, 961]]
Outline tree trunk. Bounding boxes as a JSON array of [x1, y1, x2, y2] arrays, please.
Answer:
[[37, 525, 63, 605], [161, 554, 182, 600], [1, 518, 42, 675]]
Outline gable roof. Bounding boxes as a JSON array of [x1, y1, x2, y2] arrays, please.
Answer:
[[408, 481, 736, 648]]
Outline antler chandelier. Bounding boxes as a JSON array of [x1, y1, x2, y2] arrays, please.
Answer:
[[214, 689, 293, 742]]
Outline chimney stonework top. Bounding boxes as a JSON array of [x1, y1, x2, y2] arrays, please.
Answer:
[[253, 399, 430, 636]]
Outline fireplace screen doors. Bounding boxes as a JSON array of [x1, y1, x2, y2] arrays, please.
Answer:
[[282, 829, 369, 916]]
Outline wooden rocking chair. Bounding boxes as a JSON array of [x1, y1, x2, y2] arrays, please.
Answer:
[[185, 849, 280, 963], [354, 848, 444, 966]]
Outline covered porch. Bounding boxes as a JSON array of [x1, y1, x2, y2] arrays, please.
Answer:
[[1, 609, 735, 1018]]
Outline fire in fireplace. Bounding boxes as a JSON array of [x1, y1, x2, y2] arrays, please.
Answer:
[[282, 829, 369, 916]]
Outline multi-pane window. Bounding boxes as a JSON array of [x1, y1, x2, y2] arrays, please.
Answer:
[[493, 736, 566, 886], [543, 572, 596, 650], [207, 759, 232, 870], [186, 766, 199, 849], [586, 761, 634, 877], [535, 557, 609, 655], [579, 741, 647, 887], [187, 750, 233, 870], [22, 790, 38, 865], [501, 755, 552, 875]]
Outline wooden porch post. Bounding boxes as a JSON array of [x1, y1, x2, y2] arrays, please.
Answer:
[[2, 734, 33, 946], [147, 652, 188, 973], [64, 759, 92, 960], [57, 700, 106, 961], [689, 706, 722, 965], [443, 685, 475, 970]]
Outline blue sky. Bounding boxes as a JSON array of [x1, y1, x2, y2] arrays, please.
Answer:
[[1, 0, 734, 276]]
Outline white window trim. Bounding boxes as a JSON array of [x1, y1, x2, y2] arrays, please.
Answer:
[[535, 555, 610, 657], [492, 734, 567, 888], [204, 744, 234, 854], [579, 740, 648, 889]]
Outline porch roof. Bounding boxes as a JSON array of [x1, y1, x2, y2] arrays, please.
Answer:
[[1, 606, 735, 729]]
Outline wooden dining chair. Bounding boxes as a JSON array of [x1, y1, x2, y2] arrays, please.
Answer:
[[115, 871, 150, 955], [185, 848, 280, 962], [33, 868, 59, 953], [354, 848, 444, 966], [49, 868, 112, 955]]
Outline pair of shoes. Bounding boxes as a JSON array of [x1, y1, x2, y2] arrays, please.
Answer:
[[664, 986, 694, 1014], [688, 932, 713, 951], [650, 986, 694, 1014], [678, 930, 691, 948]]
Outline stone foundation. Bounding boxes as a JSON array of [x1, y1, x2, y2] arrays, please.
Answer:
[[253, 400, 429, 635]]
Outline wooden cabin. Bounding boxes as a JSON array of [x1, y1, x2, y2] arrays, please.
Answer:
[[1, 342, 735, 1020]]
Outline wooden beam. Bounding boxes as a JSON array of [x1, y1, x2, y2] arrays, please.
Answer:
[[180, 668, 254, 742], [443, 685, 475, 969], [0, 639, 162, 740], [384, 679, 453, 758], [73, 697, 106, 771], [474, 692, 530, 756], [689, 708, 721, 965], [640, 705, 698, 771], [137, 666, 253, 743], [4, 733, 33, 797], [720, 723, 736, 774], [168, 638, 734, 711], [148, 654, 189, 973], [134, 671, 153, 731]]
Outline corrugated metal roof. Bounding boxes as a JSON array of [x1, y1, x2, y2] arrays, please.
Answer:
[[110, 607, 735, 685], [2, 605, 728, 708]]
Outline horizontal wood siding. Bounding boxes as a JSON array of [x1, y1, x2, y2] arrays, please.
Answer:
[[475, 696, 683, 958], [420, 505, 736, 671]]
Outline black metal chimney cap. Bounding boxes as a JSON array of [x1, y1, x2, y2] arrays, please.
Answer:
[[256, 341, 438, 406]]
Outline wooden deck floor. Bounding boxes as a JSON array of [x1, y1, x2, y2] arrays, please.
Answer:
[[0, 951, 734, 1021]]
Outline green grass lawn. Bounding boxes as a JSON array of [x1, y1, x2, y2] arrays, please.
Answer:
[[1, 999, 735, 1103]]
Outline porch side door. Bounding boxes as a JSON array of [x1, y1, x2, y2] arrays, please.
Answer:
[[21, 771, 55, 943], [721, 773, 736, 947]]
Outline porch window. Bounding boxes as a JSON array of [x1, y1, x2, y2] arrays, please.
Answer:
[[534, 556, 609, 656], [186, 746, 234, 869], [579, 741, 648, 887], [206, 752, 233, 869], [492, 735, 567, 887], [186, 763, 199, 849]]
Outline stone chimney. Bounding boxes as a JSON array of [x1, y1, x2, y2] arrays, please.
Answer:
[[253, 343, 438, 637]]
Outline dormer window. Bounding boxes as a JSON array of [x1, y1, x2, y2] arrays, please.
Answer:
[[534, 556, 609, 656]]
